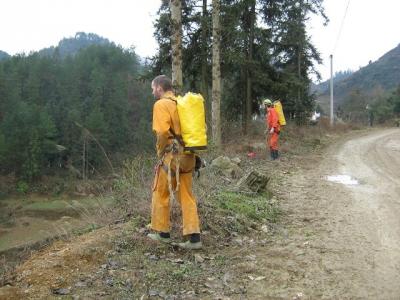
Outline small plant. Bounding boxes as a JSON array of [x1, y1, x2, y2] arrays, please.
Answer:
[[16, 181, 29, 194], [214, 255, 228, 266], [172, 264, 199, 279], [215, 191, 280, 223]]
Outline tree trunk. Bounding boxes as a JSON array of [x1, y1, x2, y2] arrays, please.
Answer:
[[82, 138, 86, 180], [201, 0, 210, 121], [170, 0, 183, 95], [244, 0, 256, 135], [212, 0, 221, 150]]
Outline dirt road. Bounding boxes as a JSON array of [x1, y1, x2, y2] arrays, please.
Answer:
[[247, 128, 400, 299], [335, 129, 400, 297]]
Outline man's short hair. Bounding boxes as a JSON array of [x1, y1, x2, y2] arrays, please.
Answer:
[[152, 75, 173, 92]]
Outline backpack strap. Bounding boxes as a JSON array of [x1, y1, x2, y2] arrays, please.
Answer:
[[164, 96, 185, 147]]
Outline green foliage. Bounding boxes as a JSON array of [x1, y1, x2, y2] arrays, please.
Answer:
[[388, 86, 400, 115], [0, 37, 153, 181], [39, 32, 112, 58], [370, 85, 400, 124], [151, 0, 327, 125], [214, 191, 279, 223], [342, 84, 400, 124], [312, 70, 353, 95], [16, 181, 29, 194], [0, 131, 5, 166]]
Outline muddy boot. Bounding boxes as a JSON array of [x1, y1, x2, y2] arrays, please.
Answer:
[[177, 233, 202, 250], [147, 232, 171, 243], [177, 240, 202, 250], [269, 149, 274, 160], [274, 150, 279, 160]]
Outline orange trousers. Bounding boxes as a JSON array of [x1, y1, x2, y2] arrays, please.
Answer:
[[151, 155, 200, 236], [267, 132, 279, 151]]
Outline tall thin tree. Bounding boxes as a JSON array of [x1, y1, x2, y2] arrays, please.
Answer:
[[170, 0, 183, 95], [212, 0, 221, 149], [244, 0, 256, 134], [201, 0, 209, 104]]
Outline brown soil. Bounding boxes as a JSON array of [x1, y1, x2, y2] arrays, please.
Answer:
[[0, 225, 117, 300]]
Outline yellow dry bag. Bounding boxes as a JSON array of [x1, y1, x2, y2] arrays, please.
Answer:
[[273, 100, 286, 126], [176, 92, 207, 152]]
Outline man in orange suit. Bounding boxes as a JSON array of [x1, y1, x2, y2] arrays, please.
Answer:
[[147, 75, 202, 250]]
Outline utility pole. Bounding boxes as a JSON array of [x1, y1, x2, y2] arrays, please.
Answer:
[[330, 54, 334, 126]]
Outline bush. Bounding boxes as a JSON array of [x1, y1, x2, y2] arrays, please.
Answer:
[[16, 181, 29, 194]]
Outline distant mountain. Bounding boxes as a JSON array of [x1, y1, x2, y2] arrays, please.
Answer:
[[311, 70, 353, 95], [0, 50, 10, 61], [316, 43, 400, 109], [39, 32, 112, 58]]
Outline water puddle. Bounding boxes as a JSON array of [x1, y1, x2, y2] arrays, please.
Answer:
[[326, 175, 359, 185]]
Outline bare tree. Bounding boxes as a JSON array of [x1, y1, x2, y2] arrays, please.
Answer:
[[212, 0, 221, 149], [244, 0, 256, 134], [201, 0, 209, 106], [170, 0, 183, 95]]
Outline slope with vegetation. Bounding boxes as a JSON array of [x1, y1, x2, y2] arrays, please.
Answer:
[[39, 32, 112, 58], [315, 43, 400, 123], [0, 33, 153, 187], [0, 51, 9, 61], [316, 43, 400, 104], [311, 70, 353, 95]]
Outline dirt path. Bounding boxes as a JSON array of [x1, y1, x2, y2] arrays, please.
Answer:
[[246, 128, 400, 299]]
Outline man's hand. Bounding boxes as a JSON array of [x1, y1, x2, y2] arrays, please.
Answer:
[[270, 128, 274, 134]]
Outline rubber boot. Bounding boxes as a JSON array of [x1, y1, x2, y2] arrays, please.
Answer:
[[274, 150, 279, 160], [147, 232, 171, 243], [269, 149, 274, 160], [177, 233, 202, 250], [177, 240, 202, 250]]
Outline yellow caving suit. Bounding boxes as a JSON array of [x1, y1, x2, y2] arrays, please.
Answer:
[[151, 91, 200, 236]]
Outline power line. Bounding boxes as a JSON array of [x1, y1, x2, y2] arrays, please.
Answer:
[[333, 0, 351, 54]]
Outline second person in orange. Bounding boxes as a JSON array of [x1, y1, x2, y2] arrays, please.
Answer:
[[264, 99, 280, 160]]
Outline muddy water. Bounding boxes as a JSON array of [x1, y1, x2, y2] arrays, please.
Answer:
[[0, 195, 102, 258]]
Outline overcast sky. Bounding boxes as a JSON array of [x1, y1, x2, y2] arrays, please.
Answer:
[[309, 0, 400, 81], [1, 0, 399, 82]]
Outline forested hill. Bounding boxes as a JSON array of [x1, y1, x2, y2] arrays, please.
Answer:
[[0, 39, 153, 183], [311, 70, 353, 95], [39, 32, 112, 58], [0, 50, 10, 61], [316, 43, 400, 105]]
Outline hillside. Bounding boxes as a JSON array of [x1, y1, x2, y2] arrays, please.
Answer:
[[39, 32, 112, 58], [311, 70, 353, 95], [1, 33, 114, 60], [0, 50, 10, 61], [316, 43, 400, 109]]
